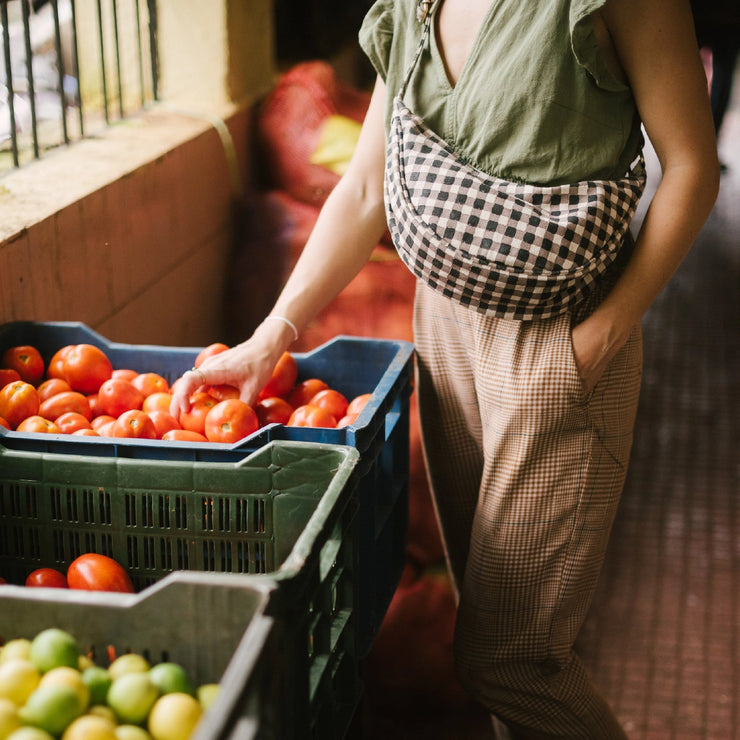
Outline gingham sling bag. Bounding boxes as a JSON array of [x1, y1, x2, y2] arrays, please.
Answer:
[[384, 0, 647, 320]]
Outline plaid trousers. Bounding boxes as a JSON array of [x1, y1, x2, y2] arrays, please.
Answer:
[[413, 280, 642, 739]]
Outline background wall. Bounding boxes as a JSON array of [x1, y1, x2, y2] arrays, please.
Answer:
[[0, 0, 274, 348]]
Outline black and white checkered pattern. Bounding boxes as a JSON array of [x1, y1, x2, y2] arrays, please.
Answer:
[[384, 98, 646, 320]]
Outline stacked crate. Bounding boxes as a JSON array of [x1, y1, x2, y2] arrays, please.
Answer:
[[0, 321, 413, 739]]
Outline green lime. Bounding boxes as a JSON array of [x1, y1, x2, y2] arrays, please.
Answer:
[[107, 673, 159, 725], [114, 727, 153, 740], [86, 705, 117, 724], [0, 659, 41, 706], [60, 714, 117, 740], [148, 663, 195, 697], [108, 654, 150, 681], [39, 667, 90, 712], [29, 629, 79, 674], [196, 683, 219, 712], [77, 655, 95, 672], [18, 684, 85, 736], [82, 666, 112, 706], [6, 728, 55, 740]]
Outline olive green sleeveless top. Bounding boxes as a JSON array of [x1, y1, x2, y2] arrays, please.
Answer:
[[359, 0, 644, 186]]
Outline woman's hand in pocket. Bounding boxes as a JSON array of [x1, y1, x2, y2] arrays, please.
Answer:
[[570, 316, 630, 396]]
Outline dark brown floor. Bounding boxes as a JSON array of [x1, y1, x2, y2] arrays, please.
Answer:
[[573, 105, 740, 740], [353, 94, 740, 740]]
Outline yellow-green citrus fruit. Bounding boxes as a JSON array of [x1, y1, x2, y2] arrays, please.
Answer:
[[86, 705, 117, 723], [108, 654, 150, 681], [61, 714, 117, 740], [0, 698, 21, 740], [39, 667, 90, 712], [77, 655, 95, 672], [0, 660, 41, 705], [82, 666, 112, 706], [0, 640, 32, 665], [147, 693, 203, 740], [196, 684, 219, 712], [107, 673, 159, 725], [29, 629, 78, 674], [18, 684, 85, 736], [148, 664, 194, 697], [114, 726, 153, 740], [5, 728, 55, 740]]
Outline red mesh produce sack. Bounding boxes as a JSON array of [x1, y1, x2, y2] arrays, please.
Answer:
[[364, 563, 474, 712], [256, 61, 372, 208]]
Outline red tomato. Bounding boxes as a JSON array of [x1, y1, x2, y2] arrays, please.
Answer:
[[87, 393, 104, 418], [62, 344, 113, 394], [94, 420, 118, 437], [309, 389, 348, 420], [0, 416, 10, 430], [1, 345, 45, 386], [26, 568, 68, 588], [288, 404, 337, 428], [194, 342, 229, 367], [97, 379, 145, 418], [162, 429, 209, 443], [67, 553, 134, 593], [287, 379, 329, 409], [91, 414, 116, 431], [132, 372, 169, 397], [36, 377, 72, 403], [142, 392, 174, 415], [204, 399, 259, 444], [255, 396, 294, 426], [72, 428, 99, 436], [111, 368, 139, 382], [179, 392, 218, 435], [337, 412, 359, 428], [112, 409, 157, 439], [0, 380, 39, 429], [204, 384, 240, 402], [146, 410, 181, 439], [46, 345, 74, 380], [55, 411, 93, 434], [38, 391, 92, 422], [347, 393, 372, 417], [258, 352, 299, 400], [0, 368, 22, 390], [16, 415, 61, 434]]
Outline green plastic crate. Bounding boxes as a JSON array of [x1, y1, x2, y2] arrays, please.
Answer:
[[0, 441, 361, 739], [0, 321, 413, 658]]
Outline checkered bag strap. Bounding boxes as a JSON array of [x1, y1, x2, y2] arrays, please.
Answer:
[[399, 1, 439, 98]]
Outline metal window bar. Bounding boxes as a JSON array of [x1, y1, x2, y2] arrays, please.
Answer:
[[1, 0, 159, 174]]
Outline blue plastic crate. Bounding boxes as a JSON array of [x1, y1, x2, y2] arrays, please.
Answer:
[[0, 321, 413, 657]]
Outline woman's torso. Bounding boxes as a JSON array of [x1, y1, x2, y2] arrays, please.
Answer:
[[359, 0, 644, 185]]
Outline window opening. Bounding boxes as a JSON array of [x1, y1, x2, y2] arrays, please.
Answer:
[[0, 0, 158, 175]]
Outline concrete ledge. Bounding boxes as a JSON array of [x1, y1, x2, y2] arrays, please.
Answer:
[[0, 101, 255, 347]]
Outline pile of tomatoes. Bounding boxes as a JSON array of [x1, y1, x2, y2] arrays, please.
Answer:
[[16, 553, 135, 593], [0, 342, 372, 444]]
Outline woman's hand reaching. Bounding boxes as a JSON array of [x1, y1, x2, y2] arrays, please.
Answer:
[[169, 321, 293, 419]]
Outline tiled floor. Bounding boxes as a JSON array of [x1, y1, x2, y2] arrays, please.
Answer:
[[353, 106, 740, 740]]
